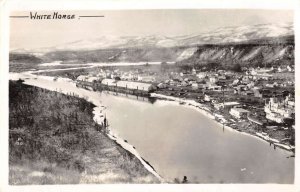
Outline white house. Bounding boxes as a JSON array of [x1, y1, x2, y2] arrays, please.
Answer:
[[77, 75, 101, 83], [192, 68, 197, 75], [121, 73, 137, 81], [214, 102, 240, 110], [157, 83, 167, 89], [208, 85, 222, 91], [229, 108, 249, 119], [204, 94, 211, 102], [191, 83, 199, 89], [209, 77, 218, 84], [137, 75, 155, 82], [232, 79, 239, 86], [77, 75, 88, 81], [197, 72, 206, 79]]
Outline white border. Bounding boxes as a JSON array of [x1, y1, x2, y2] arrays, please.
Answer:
[[1, 0, 299, 192]]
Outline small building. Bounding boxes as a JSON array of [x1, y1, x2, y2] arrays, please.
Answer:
[[197, 72, 207, 79], [204, 94, 211, 102], [218, 75, 227, 80], [157, 83, 167, 89], [192, 68, 197, 75], [191, 83, 199, 90], [77, 75, 88, 82], [209, 77, 218, 84], [198, 83, 209, 89], [277, 66, 287, 73], [214, 102, 240, 110], [137, 75, 155, 82], [247, 81, 255, 88], [265, 82, 278, 88], [241, 90, 254, 96], [231, 79, 239, 86], [121, 73, 138, 81], [77, 75, 102, 83], [76, 75, 103, 89], [253, 88, 272, 98], [208, 85, 222, 91], [229, 108, 250, 119]]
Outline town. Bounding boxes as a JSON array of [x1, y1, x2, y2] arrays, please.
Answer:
[[7, 8, 296, 185], [67, 62, 295, 151]]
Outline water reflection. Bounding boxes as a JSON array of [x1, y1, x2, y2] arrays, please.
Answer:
[[99, 93, 294, 183], [101, 90, 157, 104]]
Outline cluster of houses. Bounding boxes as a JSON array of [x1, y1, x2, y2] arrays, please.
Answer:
[[157, 70, 230, 92], [230, 72, 294, 99], [160, 67, 294, 97], [210, 95, 295, 126], [176, 67, 294, 126], [76, 65, 295, 127], [92, 69, 157, 83], [248, 66, 294, 76], [208, 93, 295, 126]]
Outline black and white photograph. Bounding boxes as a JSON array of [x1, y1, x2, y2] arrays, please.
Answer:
[[1, 0, 299, 191]]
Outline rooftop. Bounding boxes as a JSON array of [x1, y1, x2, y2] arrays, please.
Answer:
[[231, 108, 249, 113]]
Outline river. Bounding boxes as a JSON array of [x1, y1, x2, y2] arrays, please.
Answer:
[[10, 72, 294, 183]]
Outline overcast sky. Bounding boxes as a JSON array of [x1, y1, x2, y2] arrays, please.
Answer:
[[10, 9, 293, 50]]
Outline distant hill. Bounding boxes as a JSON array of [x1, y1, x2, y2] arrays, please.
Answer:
[[40, 47, 188, 63], [11, 22, 293, 53], [10, 23, 294, 70], [177, 37, 294, 70], [9, 53, 43, 64]]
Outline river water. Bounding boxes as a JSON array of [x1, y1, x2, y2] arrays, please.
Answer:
[[10, 72, 294, 183]]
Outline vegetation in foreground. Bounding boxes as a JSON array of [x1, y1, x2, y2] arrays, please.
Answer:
[[9, 80, 159, 184]]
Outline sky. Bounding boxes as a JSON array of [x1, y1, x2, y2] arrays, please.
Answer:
[[9, 9, 294, 50]]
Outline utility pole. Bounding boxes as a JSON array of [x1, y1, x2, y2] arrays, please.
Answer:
[[222, 85, 225, 132]]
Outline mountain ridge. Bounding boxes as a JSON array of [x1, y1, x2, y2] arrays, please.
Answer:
[[10, 22, 294, 71], [11, 23, 293, 54]]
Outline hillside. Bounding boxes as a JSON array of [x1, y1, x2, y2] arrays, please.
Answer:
[[9, 81, 159, 184], [9, 53, 43, 64], [41, 47, 187, 63], [11, 36, 293, 68], [177, 36, 294, 69]]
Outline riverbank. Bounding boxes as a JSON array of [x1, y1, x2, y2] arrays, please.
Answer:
[[92, 106, 163, 181], [150, 93, 295, 153], [9, 80, 160, 184], [10, 71, 295, 183]]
